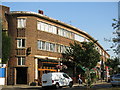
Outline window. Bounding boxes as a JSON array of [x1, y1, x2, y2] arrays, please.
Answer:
[[42, 41, 46, 50], [37, 21, 57, 34], [37, 40, 68, 53], [37, 40, 57, 52], [75, 34, 84, 42], [37, 40, 42, 50], [37, 40, 46, 50], [46, 42, 50, 51], [49, 25, 52, 33], [52, 26, 57, 34], [37, 21, 41, 30], [63, 74, 69, 79], [41, 22, 44, 31], [18, 57, 25, 65], [17, 39, 25, 48], [57, 45, 61, 53], [17, 18, 26, 28], [44, 23, 49, 32], [50, 43, 55, 52]]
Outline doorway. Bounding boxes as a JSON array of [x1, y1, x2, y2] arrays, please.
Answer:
[[16, 67, 27, 84]]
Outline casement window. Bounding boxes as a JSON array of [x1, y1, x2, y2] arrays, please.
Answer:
[[57, 45, 61, 53], [49, 43, 56, 52], [37, 40, 56, 52], [37, 21, 57, 34], [66, 31, 70, 38], [52, 26, 57, 34], [17, 39, 25, 48], [17, 18, 26, 28], [46, 42, 50, 51], [37, 40, 45, 50], [37, 21, 76, 40], [17, 57, 25, 65], [58, 28, 64, 36], [44, 23, 49, 32], [48, 25, 57, 34], [58, 45, 64, 53], [37, 40, 41, 50], [58, 28, 74, 39], [41, 22, 45, 31], [37, 21, 41, 30], [37, 40, 69, 53], [75, 34, 84, 42], [41, 41, 46, 50]]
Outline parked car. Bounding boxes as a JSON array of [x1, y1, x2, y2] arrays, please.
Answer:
[[111, 74, 120, 87], [42, 72, 73, 88]]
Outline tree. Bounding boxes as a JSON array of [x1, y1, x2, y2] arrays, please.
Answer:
[[63, 41, 100, 70], [62, 42, 82, 77], [112, 19, 120, 56], [2, 32, 11, 64], [63, 41, 100, 86], [105, 57, 120, 74], [80, 42, 100, 69]]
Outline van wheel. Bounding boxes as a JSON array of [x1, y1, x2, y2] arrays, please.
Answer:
[[55, 83, 60, 88], [69, 82, 73, 88]]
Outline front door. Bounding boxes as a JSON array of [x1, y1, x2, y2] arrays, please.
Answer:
[[16, 67, 27, 84]]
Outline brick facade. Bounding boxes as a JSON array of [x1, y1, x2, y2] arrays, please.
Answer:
[[1, 5, 110, 85]]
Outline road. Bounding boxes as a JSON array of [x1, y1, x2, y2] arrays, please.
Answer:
[[1, 83, 120, 90]]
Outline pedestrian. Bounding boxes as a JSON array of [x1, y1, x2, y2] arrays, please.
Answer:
[[78, 74, 82, 86]]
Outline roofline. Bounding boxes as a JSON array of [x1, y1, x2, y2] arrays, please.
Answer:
[[0, 5, 10, 8], [9, 11, 110, 57]]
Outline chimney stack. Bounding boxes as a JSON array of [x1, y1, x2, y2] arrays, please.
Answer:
[[38, 10, 44, 14]]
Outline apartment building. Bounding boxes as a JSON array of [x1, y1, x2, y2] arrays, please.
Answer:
[[1, 5, 110, 85]]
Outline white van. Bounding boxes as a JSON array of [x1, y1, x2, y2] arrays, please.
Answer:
[[42, 72, 73, 88]]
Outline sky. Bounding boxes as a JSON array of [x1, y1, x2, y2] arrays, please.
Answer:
[[1, 1, 119, 57]]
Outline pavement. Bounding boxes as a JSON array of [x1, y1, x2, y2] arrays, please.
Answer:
[[73, 80, 111, 87], [0, 80, 111, 89]]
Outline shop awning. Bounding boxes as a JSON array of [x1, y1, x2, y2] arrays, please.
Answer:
[[38, 68, 57, 72], [38, 59, 59, 63], [77, 65, 86, 72], [38, 59, 59, 67]]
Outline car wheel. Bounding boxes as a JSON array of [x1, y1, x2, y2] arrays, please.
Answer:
[[69, 82, 73, 88], [55, 83, 60, 89]]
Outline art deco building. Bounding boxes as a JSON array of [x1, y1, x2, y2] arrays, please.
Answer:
[[1, 5, 110, 85]]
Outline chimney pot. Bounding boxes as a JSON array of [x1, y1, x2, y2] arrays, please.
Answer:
[[38, 10, 44, 14]]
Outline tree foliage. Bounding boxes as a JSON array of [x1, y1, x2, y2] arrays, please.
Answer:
[[112, 19, 120, 31], [112, 19, 120, 55], [63, 41, 100, 70], [105, 57, 120, 74], [2, 32, 11, 64]]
